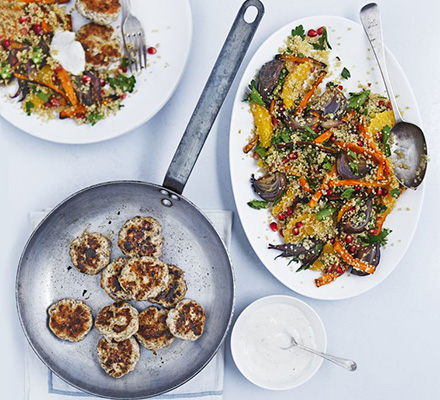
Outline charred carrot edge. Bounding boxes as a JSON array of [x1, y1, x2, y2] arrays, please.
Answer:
[[375, 214, 387, 233], [243, 136, 258, 154], [269, 99, 275, 114], [333, 140, 384, 164], [330, 179, 389, 188], [13, 72, 68, 100], [309, 171, 334, 208], [337, 199, 355, 222], [295, 71, 326, 116], [59, 104, 86, 119], [315, 267, 347, 287], [280, 54, 327, 69], [299, 176, 312, 192], [56, 67, 77, 106], [313, 129, 333, 144], [334, 239, 376, 274]]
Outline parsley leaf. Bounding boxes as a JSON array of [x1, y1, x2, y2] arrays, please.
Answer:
[[316, 207, 337, 221], [375, 204, 388, 214], [87, 112, 104, 126], [390, 188, 400, 198], [361, 228, 391, 245], [108, 74, 136, 93], [291, 25, 305, 40], [247, 200, 269, 210], [246, 79, 265, 106], [348, 90, 370, 109], [311, 27, 332, 50], [323, 156, 332, 171], [25, 101, 34, 116], [341, 188, 355, 199], [341, 67, 351, 79], [254, 143, 267, 159]]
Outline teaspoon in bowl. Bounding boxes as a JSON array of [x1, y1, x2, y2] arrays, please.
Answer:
[[360, 3, 427, 189]]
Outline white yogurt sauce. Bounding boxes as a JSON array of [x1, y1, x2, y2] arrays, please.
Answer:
[[50, 31, 85, 76], [236, 303, 316, 387]]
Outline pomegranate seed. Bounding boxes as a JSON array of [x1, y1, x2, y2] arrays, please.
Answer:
[[120, 93, 126, 99], [376, 188, 383, 196], [279, 229, 284, 238], [120, 66, 128, 73], [338, 85, 343, 90], [355, 185, 361, 192], [327, 266, 333, 273], [100, 78, 106, 87], [378, 100, 385, 107], [46, 96, 59, 108], [32, 24, 43, 35], [345, 235, 353, 244], [329, 238, 335, 245], [51, 73, 57, 83], [295, 221, 303, 228], [310, 66, 316, 73], [387, 102, 392, 110], [382, 188, 388, 195], [317, 27, 324, 35], [349, 245, 357, 253], [326, 188, 333, 196], [369, 228, 377, 235], [278, 213, 285, 221], [307, 29, 317, 37], [270, 222, 278, 232], [252, 152, 260, 160], [82, 75, 91, 83], [367, 82, 372, 87], [20, 28, 28, 35], [286, 207, 293, 216], [282, 157, 289, 163], [329, 136, 336, 143], [2, 39, 11, 51], [357, 140, 364, 146], [19, 16, 27, 24], [293, 227, 300, 235], [336, 266, 343, 274], [55, 65, 63, 72], [77, 114, 86, 119], [378, 132, 383, 140], [147, 46, 157, 55], [288, 152, 298, 160], [272, 117, 278, 126]]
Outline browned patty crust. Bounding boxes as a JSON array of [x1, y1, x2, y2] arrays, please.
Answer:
[[119, 257, 169, 301], [118, 216, 163, 258], [167, 299, 206, 341], [76, 23, 121, 69], [78, 0, 121, 15], [48, 299, 93, 342], [149, 265, 187, 308], [136, 307, 175, 351], [97, 336, 139, 378], [95, 301, 139, 341], [69, 231, 111, 275], [100, 258, 132, 301]]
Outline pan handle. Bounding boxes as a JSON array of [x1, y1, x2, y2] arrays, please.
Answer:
[[162, 0, 264, 195]]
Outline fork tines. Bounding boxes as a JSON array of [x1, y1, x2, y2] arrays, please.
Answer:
[[123, 29, 147, 73]]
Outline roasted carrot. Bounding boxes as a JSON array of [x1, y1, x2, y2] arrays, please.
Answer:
[[313, 129, 333, 144], [337, 199, 355, 222], [59, 104, 86, 119], [330, 179, 389, 188], [299, 176, 312, 192], [280, 54, 327, 69], [309, 171, 334, 208], [375, 215, 387, 233], [376, 162, 384, 180], [3, 0, 70, 3], [333, 239, 376, 274], [269, 100, 275, 114], [243, 136, 258, 154], [56, 67, 77, 106], [295, 71, 326, 115], [333, 140, 384, 164], [14, 72, 68, 100]]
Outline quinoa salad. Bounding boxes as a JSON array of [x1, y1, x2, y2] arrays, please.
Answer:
[[0, 0, 142, 126], [244, 24, 405, 287]]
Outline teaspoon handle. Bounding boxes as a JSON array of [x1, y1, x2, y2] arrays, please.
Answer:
[[296, 342, 357, 371], [360, 3, 403, 123]]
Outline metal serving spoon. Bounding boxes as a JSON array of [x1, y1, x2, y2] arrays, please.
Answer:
[[360, 3, 427, 189], [280, 332, 357, 371]]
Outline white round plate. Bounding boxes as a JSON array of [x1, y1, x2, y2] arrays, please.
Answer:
[[231, 295, 326, 390], [0, 0, 192, 144], [229, 16, 425, 300]]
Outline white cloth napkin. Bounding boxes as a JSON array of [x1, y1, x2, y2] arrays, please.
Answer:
[[25, 209, 233, 400]]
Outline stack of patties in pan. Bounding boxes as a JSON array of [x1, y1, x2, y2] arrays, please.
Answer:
[[48, 216, 206, 379]]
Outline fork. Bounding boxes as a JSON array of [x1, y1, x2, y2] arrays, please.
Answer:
[[121, 0, 147, 73]]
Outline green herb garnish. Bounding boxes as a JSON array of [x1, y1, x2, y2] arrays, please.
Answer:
[[311, 27, 332, 50], [246, 79, 265, 106], [25, 101, 34, 116], [316, 207, 337, 221], [361, 228, 391, 245], [291, 25, 305, 40], [254, 143, 267, 159], [108, 74, 136, 93], [302, 125, 318, 140], [323, 156, 332, 171], [273, 190, 287, 206], [247, 200, 269, 210], [349, 161, 359, 175], [31, 46, 44, 65], [348, 90, 370, 109], [341, 188, 355, 199], [121, 57, 130, 68], [341, 67, 351, 79], [375, 204, 388, 214], [87, 112, 104, 126], [390, 188, 400, 198], [296, 242, 323, 272], [0, 61, 12, 81]]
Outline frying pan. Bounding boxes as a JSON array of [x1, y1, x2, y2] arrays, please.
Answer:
[[15, 1, 264, 399]]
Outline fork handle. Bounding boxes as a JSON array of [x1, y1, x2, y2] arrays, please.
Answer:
[[163, 0, 264, 194], [122, 0, 133, 18]]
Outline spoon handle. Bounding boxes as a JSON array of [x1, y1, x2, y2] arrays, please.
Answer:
[[360, 3, 403, 123], [296, 343, 357, 371]]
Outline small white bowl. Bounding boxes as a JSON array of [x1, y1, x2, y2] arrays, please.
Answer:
[[230, 295, 327, 390]]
